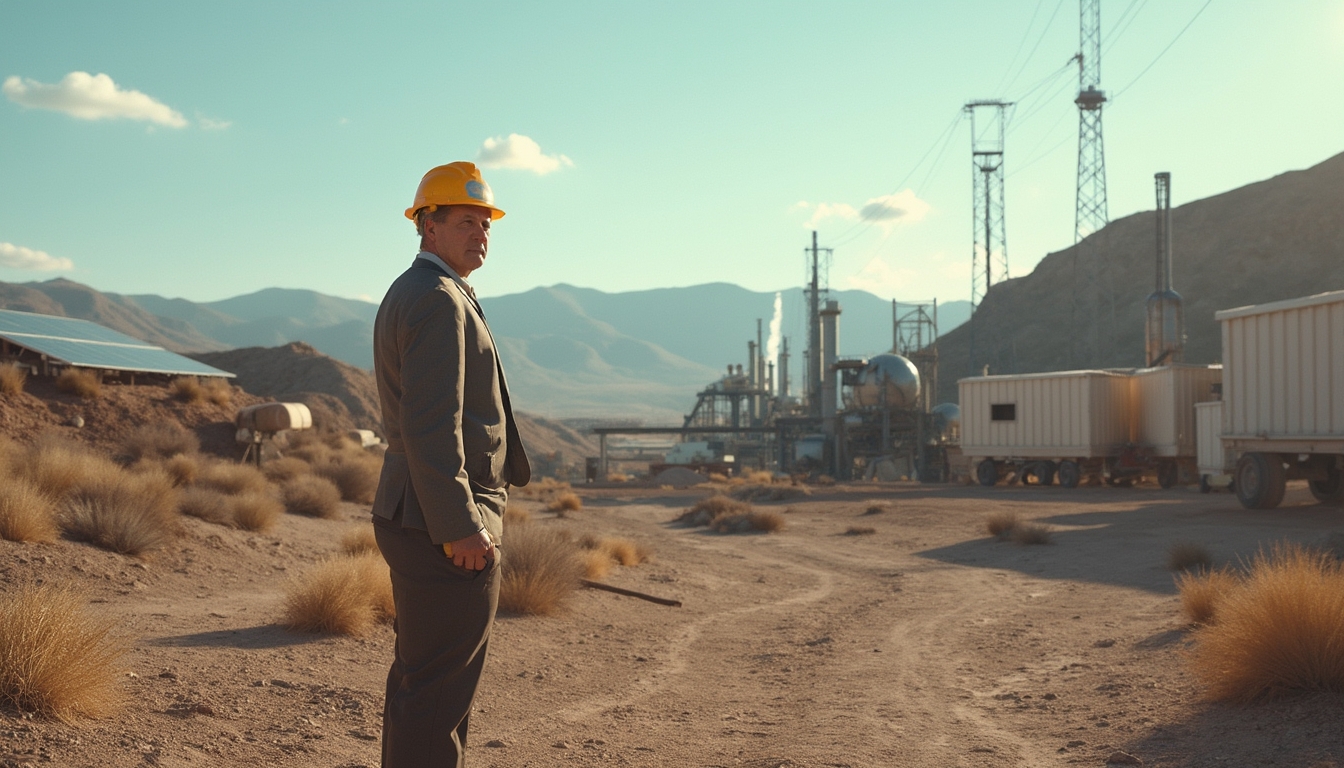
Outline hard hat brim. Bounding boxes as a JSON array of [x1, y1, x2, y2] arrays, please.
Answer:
[[405, 202, 506, 221]]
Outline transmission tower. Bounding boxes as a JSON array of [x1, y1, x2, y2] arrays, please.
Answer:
[[1071, 0, 1112, 367], [965, 100, 1011, 374]]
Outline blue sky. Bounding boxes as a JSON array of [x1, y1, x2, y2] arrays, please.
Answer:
[[2, 0, 1341, 306]]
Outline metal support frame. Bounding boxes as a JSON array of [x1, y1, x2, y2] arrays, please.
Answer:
[[965, 100, 1011, 374], [1071, 0, 1113, 367]]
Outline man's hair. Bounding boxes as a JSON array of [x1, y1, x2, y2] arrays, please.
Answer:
[[414, 206, 454, 237]]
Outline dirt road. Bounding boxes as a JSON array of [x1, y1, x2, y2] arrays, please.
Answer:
[[2, 481, 1343, 767]]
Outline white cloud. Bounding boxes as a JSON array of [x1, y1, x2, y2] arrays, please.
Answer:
[[476, 133, 573, 175], [197, 115, 231, 131], [3, 71, 187, 128], [0, 242, 73, 271], [795, 189, 931, 231]]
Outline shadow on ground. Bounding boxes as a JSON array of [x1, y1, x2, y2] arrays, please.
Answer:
[[150, 623, 316, 649], [1122, 693, 1344, 766]]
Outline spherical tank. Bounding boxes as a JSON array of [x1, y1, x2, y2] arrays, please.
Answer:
[[854, 354, 920, 408], [931, 402, 961, 442]]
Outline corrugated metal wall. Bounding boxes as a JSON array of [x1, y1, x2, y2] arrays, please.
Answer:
[[1220, 291, 1344, 439], [1132, 365, 1223, 456], [1195, 401, 1225, 473], [959, 372, 1132, 459]]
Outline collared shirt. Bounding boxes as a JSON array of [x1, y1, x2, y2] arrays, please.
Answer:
[[415, 251, 484, 315]]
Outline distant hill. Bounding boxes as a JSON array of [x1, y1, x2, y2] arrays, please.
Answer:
[[934, 150, 1344, 402]]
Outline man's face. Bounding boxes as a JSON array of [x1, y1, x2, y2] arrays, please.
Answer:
[[423, 205, 493, 277]]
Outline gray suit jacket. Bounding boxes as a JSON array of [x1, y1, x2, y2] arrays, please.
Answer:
[[371, 258, 530, 545]]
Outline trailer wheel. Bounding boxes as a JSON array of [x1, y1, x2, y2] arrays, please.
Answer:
[[1035, 461, 1057, 486], [1235, 452, 1287, 510], [1057, 460, 1081, 489], [1157, 461, 1179, 489], [976, 459, 999, 487], [1198, 474, 1211, 494], [1308, 467, 1344, 504]]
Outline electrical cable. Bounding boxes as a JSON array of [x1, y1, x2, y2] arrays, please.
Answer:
[[994, 0, 1049, 96], [1000, 0, 1069, 96], [1102, 0, 1150, 54], [1112, 0, 1214, 101]]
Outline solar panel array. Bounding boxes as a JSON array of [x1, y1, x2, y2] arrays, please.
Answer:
[[0, 309, 234, 378]]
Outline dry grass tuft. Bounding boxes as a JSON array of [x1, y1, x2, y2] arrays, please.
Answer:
[[1168, 541, 1214, 573], [341, 526, 378, 556], [730, 484, 811, 502], [581, 548, 614, 579], [1011, 522, 1054, 546], [1176, 566, 1243, 625], [607, 472, 631, 482], [0, 363, 27, 396], [281, 475, 342, 519], [985, 511, 1020, 539], [1188, 543, 1344, 702], [862, 502, 891, 516], [194, 461, 269, 496], [160, 454, 200, 487], [169, 377, 204, 403], [499, 524, 582, 616], [262, 456, 311, 483], [0, 583, 123, 720], [503, 505, 532, 527], [744, 470, 774, 484], [675, 495, 750, 526], [0, 479, 58, 543], [355, 554, 395, 623], [283, 556, 389, 636], [231, 492, 283, 532], [711, 509, 786, 534], [312, 455, 381, 504], [55, 368, 101, 399], [845, 526, 877, 536], [545, 491, 582, 515], [61, 470, 179, 555], [201, 378, 233, 406], [707, 472, 730, 483], [600, 537, 647, 566], [178, 487, 233, 525], [18, 438, 120, 500], [515, 477, 570, 499], [121, 422, 199, 462]]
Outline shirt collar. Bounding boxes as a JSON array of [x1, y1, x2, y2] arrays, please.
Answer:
[[415, 251, 475, 298]]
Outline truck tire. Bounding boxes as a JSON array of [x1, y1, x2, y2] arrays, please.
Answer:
[[1157, 461, 1179, 489], [1308, 467, 1344, 504], [1036, 461, 1058, 487], [1235, 452, 1287, 510], [976, 459, 999, 487], [1057, 460, 1081, 489]]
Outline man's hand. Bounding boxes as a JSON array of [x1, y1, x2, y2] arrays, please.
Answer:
[[444, 530, 495, 571]]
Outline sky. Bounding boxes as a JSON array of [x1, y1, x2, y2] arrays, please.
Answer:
[[2, 0, 1342, 307]]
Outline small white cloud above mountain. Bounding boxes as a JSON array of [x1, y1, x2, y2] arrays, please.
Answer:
[[0, 242, 73, 271], [3, 71, 187, 128], [795, 190, 931, 230], [476, 133, 573, 175]]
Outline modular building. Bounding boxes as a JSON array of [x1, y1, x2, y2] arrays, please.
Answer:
[[1129, 364, 1223, 458], [1209, 289, 1344, 508]]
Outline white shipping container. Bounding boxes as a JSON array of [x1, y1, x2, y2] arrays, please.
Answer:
[[1195, 401, 1227, 475], [1131, 364, 1223, 457], [1218, 289, 1344, 450], [959, 370, 1133, 459]]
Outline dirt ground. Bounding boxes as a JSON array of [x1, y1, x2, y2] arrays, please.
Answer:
[[2, 478, 1343, 768]]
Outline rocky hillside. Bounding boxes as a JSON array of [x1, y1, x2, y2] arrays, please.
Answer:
[[934, 150, 1344, 402]]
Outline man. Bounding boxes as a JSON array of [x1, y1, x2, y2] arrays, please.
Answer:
[[371, 161, 530, 767]]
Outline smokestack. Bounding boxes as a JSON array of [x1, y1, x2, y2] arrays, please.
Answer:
[[779, 337, 790, 398], [747, 339, 758, 422], [821, 300, 841, 429], [1145, 172, 1185, 366]]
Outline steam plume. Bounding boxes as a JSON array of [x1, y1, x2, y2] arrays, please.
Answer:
[[765, 292, 782, 392]]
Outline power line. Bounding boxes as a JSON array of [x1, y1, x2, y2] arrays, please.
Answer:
[[994, 0, 1049, 96], [1101, 0, 1148, 53], [1000, 0, 1070, 97], [1112, 0, 1215, 101]]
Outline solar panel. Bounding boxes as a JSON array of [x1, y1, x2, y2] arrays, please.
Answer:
[[0, 309, 234, 378]]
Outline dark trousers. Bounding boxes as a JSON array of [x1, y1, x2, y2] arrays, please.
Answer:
[[374, 515, 499, 768]]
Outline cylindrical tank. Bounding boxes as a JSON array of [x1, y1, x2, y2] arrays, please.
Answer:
[[931, 402, 961, 442], [853, 353, 920, 409], [1145, 289, 1185, 366]]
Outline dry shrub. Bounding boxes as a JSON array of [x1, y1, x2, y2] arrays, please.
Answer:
[[0, 583, 123, 720], [607, 472, 631, 482], [231, 492, 283, 532], [178, 487, 233, 525], [545, 491, 582, 516], [745, 470, 774, 484], [581, 548, 613, 579], [262, 456, 310, 483], [169, 377, 204, 403], [0, 363, 27, 396], [341, 526, 378, 556], [55, 368, 100, 399], [499, 524, 582, 616], [283, 556, 388, 636], [282, 475, 342, 519], [862, 502, 891, 516], [312, 455, 381, 504], [985, 511, 1020, 539], [515, 477, 570, 499], [1188, 543, 1344, 702], [845, 526, 877, 536], [0, 479, 58, 543], [711, 510, 786, 534], [160, 454, 200, 487], [730, 484, 811, 502], [201, 378, 233, 406], [1177, 566, 1243, 625], [1011, 522, 1053, 546], [194, 460, 269, 496], [61, 470, 179, 555], [1168, 541, 1214, 573], [601, 537, 647, 566], [707, 472, 729, 483], [121, 422, 199, 461], [675, 495, 750, 527], [503, 506, 532, 527], [18, 438, 119, 500], [815, 474, 836, 486], [0, 436, 22, 477], [356, 554, 395, 622]]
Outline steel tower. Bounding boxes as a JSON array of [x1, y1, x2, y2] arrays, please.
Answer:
[[966, 100, 1011, 374], [1072, 0, 1112, 367]]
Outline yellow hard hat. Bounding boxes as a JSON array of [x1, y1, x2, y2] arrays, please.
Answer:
[[404, 161, 506, 222]]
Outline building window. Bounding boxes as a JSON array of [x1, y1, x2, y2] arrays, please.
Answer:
[[991, 403, 1016, 421]]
